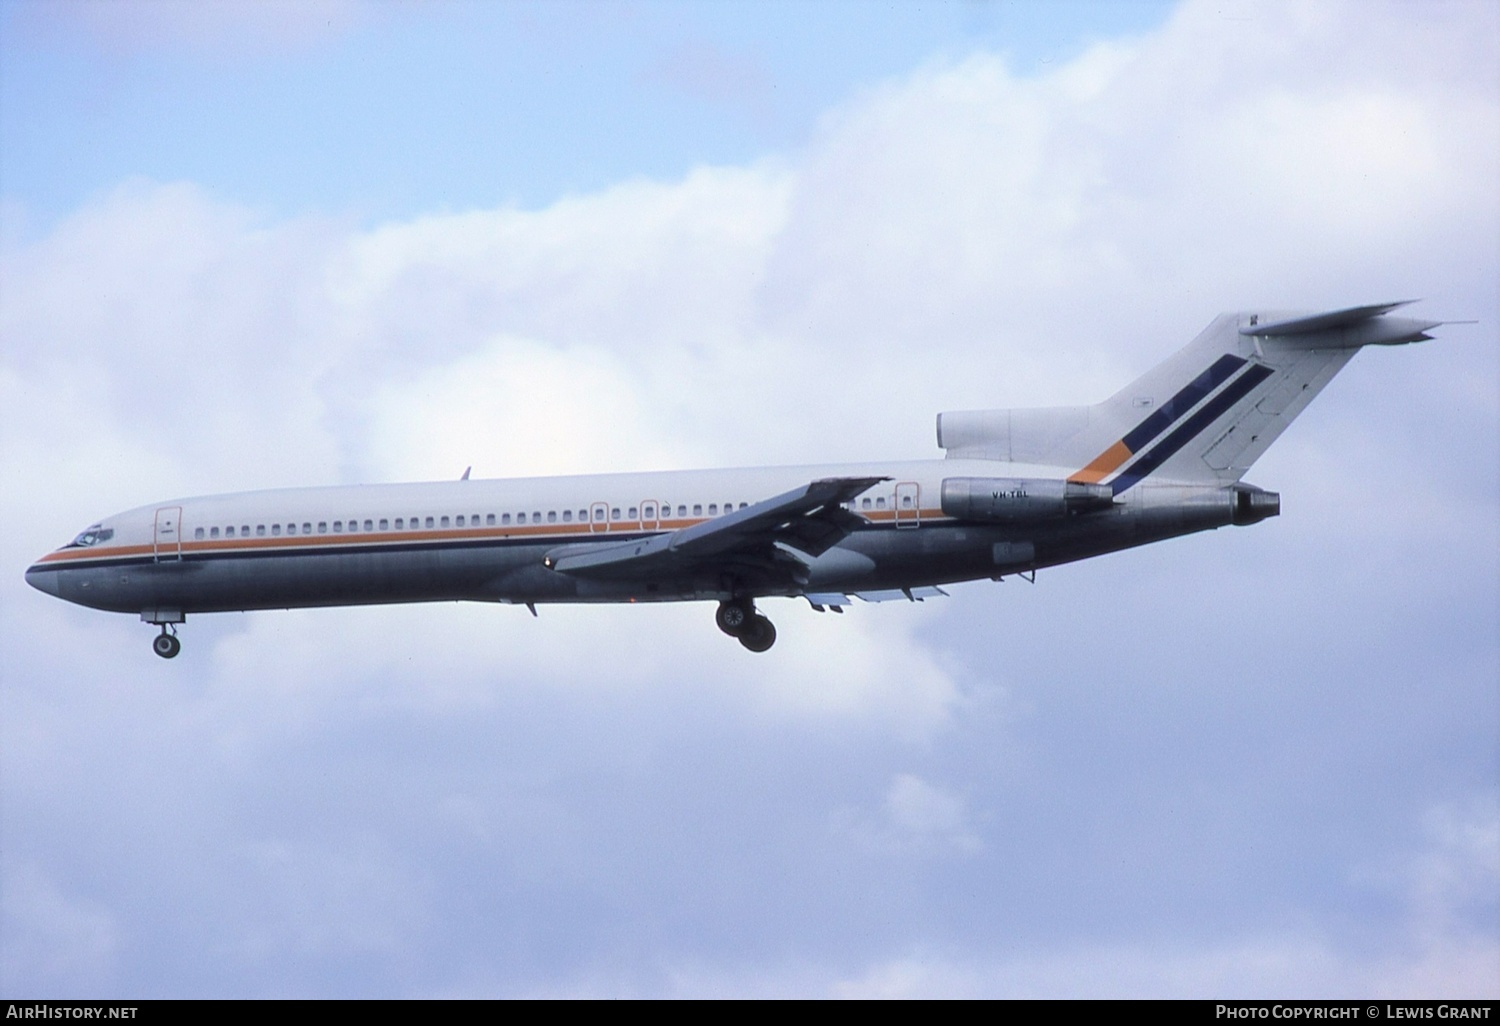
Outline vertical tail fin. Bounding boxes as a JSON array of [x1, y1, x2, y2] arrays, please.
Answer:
[[938, 303, 1442, 491]]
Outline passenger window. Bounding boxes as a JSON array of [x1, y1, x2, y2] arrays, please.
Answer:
[[501, 513, 511, 526], [304, 523, 312, 534], [693, 504, 702, 516], [286, 524, 296, 535], [456, 515, 465, 527], [609, 508, 619, 520], [471, 513, 480, 525], [562, 510, 573, 522], [678, 505, 687, 517], [364, 519, 373, 531], [532, 512, 541, 524], [226, 526, 236, 538], [211, 527, 221, 538], [378, 519, 388, 530], [272, 524, 282, 536], [708, 504, 717, 515], [876, 498, 886, 509], [547, 511, 557, 523], [257, 525, 266, 536], [440, 516, 450, 528], [739, 502, 747, 510], [578, 510, 587, 521], [318, 523, 328, 534], [394, 519, 403, 530], [425, 517, 434, 529], [862, 498, 872, 509], [901, 496, 912, 508], [644, 504, 655, 519], [194, 527, 205, 540], [333, 521, 343, 533], [628, 507, 638, 519]]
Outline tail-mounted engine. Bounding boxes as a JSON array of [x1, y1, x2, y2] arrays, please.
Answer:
[[940, 477, 1114, 522]]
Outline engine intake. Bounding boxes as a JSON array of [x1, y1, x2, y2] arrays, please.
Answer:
[[941, 477, 1114, 522]]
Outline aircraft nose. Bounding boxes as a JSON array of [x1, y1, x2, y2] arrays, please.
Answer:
[[24, 564, 60, 598]]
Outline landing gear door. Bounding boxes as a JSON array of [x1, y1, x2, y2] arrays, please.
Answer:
[[154, 506, 183, 561], [895, 482, 920, 528]]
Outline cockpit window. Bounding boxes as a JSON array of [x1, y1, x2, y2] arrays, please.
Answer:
[[66, 525, 114, 548]]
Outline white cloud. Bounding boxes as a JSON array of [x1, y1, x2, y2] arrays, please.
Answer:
[[554, 797, 1499, 997], [0, 863, 118, 994], [1, 0, 1495, 998], [834, 773, 983, 857], [825, 797, 1500, 998], [362, 335, 698, 481], [824, 935, 1500, 999], [230, 839, 420, 962]]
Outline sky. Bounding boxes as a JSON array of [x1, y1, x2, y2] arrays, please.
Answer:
[[1, 0, 1496, 999]]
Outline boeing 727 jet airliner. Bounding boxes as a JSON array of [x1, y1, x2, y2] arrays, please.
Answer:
[[26, 302, 1447, 657]]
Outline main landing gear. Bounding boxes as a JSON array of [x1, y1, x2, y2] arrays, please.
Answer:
[[151, 625, 181, 659], [715, 598, 777, 653]]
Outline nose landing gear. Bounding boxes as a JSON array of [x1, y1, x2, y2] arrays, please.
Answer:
[[151, 625, 181, 659], [142, 611, 185, 659], [715, 598, 777, 653]]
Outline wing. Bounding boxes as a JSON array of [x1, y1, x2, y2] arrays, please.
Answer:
[[542, 476, 888, 584]]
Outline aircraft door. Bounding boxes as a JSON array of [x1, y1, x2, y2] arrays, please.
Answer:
[[590, 503, 609, 533], [894, 482, 921, 528], [154, 506, 184, 561], [640, 501, 659, 531]]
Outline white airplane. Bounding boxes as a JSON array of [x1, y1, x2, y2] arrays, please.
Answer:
[[26, 302, 1447, 658]]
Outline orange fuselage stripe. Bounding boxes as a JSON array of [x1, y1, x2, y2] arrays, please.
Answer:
[[37, 509, 953, 565]]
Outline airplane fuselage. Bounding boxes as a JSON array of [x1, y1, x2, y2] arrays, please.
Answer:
[[24, 458, 1256, 619]]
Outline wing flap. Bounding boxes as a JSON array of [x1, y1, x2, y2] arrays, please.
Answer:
[[852, 586, 949, 603]]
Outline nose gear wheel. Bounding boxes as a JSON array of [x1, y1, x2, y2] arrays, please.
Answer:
[[152, 626, 181, 659]]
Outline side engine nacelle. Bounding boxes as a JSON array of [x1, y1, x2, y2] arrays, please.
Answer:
[[940, 477, 1114, 522]]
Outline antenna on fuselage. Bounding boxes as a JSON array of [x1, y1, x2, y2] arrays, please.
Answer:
[[460, 466, 471, 480]]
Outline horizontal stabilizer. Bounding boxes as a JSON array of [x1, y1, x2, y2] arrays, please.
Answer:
[[1240, 301, 1417, 336]]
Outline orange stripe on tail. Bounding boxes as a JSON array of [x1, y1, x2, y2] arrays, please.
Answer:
[[1068, 439, 1132, 484]]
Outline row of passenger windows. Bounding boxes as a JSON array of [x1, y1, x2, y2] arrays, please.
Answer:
[[191, 501, 756, 541]]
